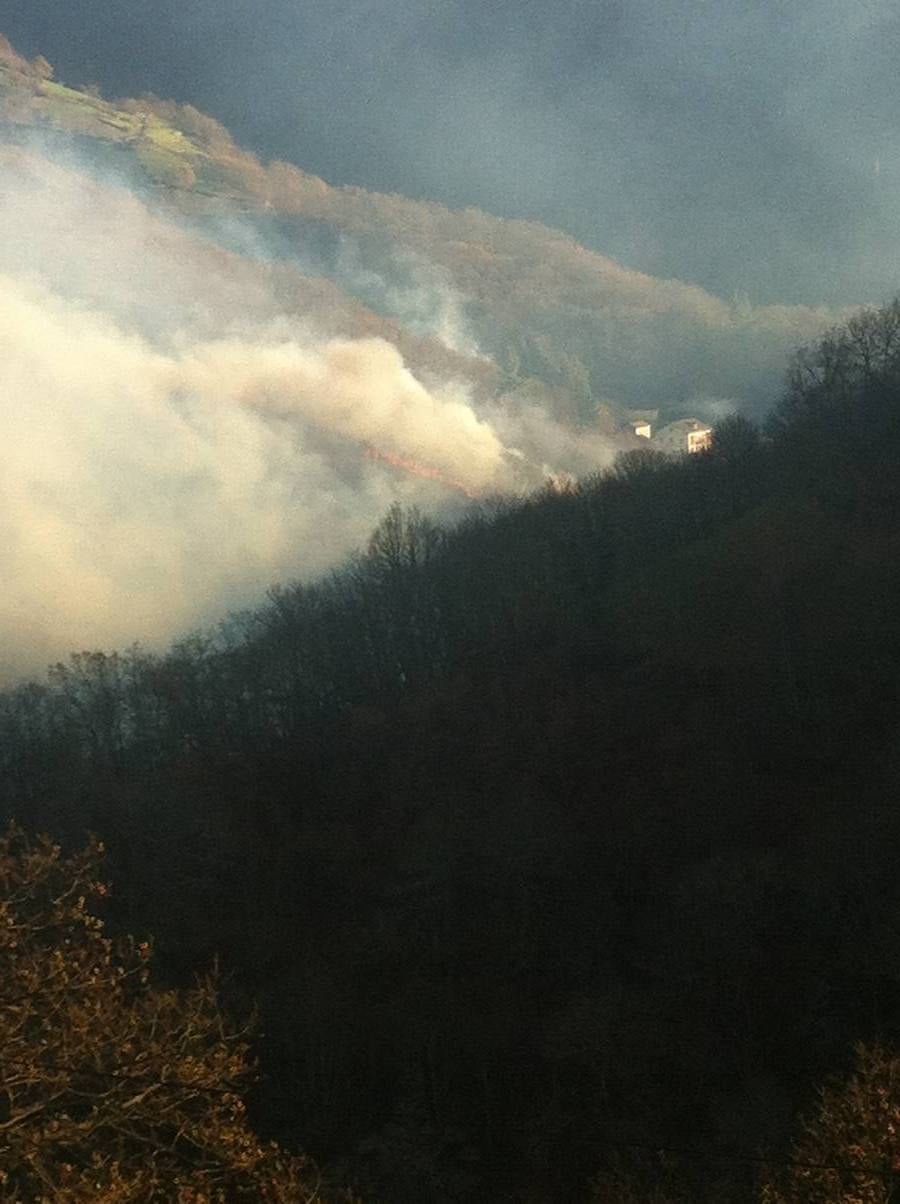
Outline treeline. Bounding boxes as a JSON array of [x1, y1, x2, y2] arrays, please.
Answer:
[[3, 302, 900, 1200]]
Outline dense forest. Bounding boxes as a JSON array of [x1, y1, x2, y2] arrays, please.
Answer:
[[3, 297, 900, 1200]]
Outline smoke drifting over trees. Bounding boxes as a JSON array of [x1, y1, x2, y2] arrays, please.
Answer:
[[0, 143, 617, 677], [0, 53, 849, 678], [5, 16, 900, 1204], [3, 298, 900, 1200], [5, 0, 900, 305]]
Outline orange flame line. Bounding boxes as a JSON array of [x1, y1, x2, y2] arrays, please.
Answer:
[[364, 445, 478, 499]]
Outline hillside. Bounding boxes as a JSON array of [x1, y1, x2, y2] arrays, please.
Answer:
[[7, 28, 900, 1202], [0, 32, 841, 428], [2, 300, 900, 1201], [3, 26, 845, 676]]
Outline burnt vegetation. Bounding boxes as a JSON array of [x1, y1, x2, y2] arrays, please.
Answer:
[[4, 299, 900, 1200]]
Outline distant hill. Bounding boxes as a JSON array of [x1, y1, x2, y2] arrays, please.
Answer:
[[0, 32, 843, 430]]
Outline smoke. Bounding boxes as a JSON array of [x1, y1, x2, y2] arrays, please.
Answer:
[[7, 0, 900, 306], [482, 393, 619, 482], [674, 397, 740, 424], [170, 330, 511, 494], [0, 274, 364, 674], [0, 145, 609, 679], [332, 238, 484, 357]]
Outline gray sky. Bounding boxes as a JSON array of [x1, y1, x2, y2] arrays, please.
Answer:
[[4, 0, 900, 305]]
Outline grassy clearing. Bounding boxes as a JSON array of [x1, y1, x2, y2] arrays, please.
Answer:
[[3, 71, 264, 203], [145, 120, 192, 152], [41, 79, 94, 104], [36, 79, 201, 163], [36, 79, 138, 140]]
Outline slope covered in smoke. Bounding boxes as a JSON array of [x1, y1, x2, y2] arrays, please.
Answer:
[[0, 31, 845, 677], [0, 31, 841, 425], [0, 141, 566, 680]]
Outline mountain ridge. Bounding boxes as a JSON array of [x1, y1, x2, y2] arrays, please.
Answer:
[[0, 31, 844, 427]]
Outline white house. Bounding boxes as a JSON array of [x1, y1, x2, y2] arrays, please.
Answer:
[[653, 418, 713, 456], [624, 409, 658, 440]]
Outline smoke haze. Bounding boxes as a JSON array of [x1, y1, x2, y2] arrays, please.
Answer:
[[0, 146, 611, 679], [5, 0, 900, 305]]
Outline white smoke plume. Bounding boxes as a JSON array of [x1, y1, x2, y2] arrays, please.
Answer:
[[173, 330, 509, 491], [0, 146, 608, 679], [0, 270, 521, 680]]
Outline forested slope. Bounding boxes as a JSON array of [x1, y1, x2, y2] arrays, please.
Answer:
[[2, 303, 900, 1199], [0, 31, 839, 427]]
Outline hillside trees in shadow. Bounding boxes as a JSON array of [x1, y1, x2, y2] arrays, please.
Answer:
[[2, 303, 900, 1199]]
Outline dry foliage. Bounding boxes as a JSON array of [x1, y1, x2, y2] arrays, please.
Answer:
[[761, 1044, 900, 1204], [0, 824, 333, 1201]]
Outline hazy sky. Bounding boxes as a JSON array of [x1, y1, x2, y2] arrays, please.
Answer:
[[5, 0, 900, 307]]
